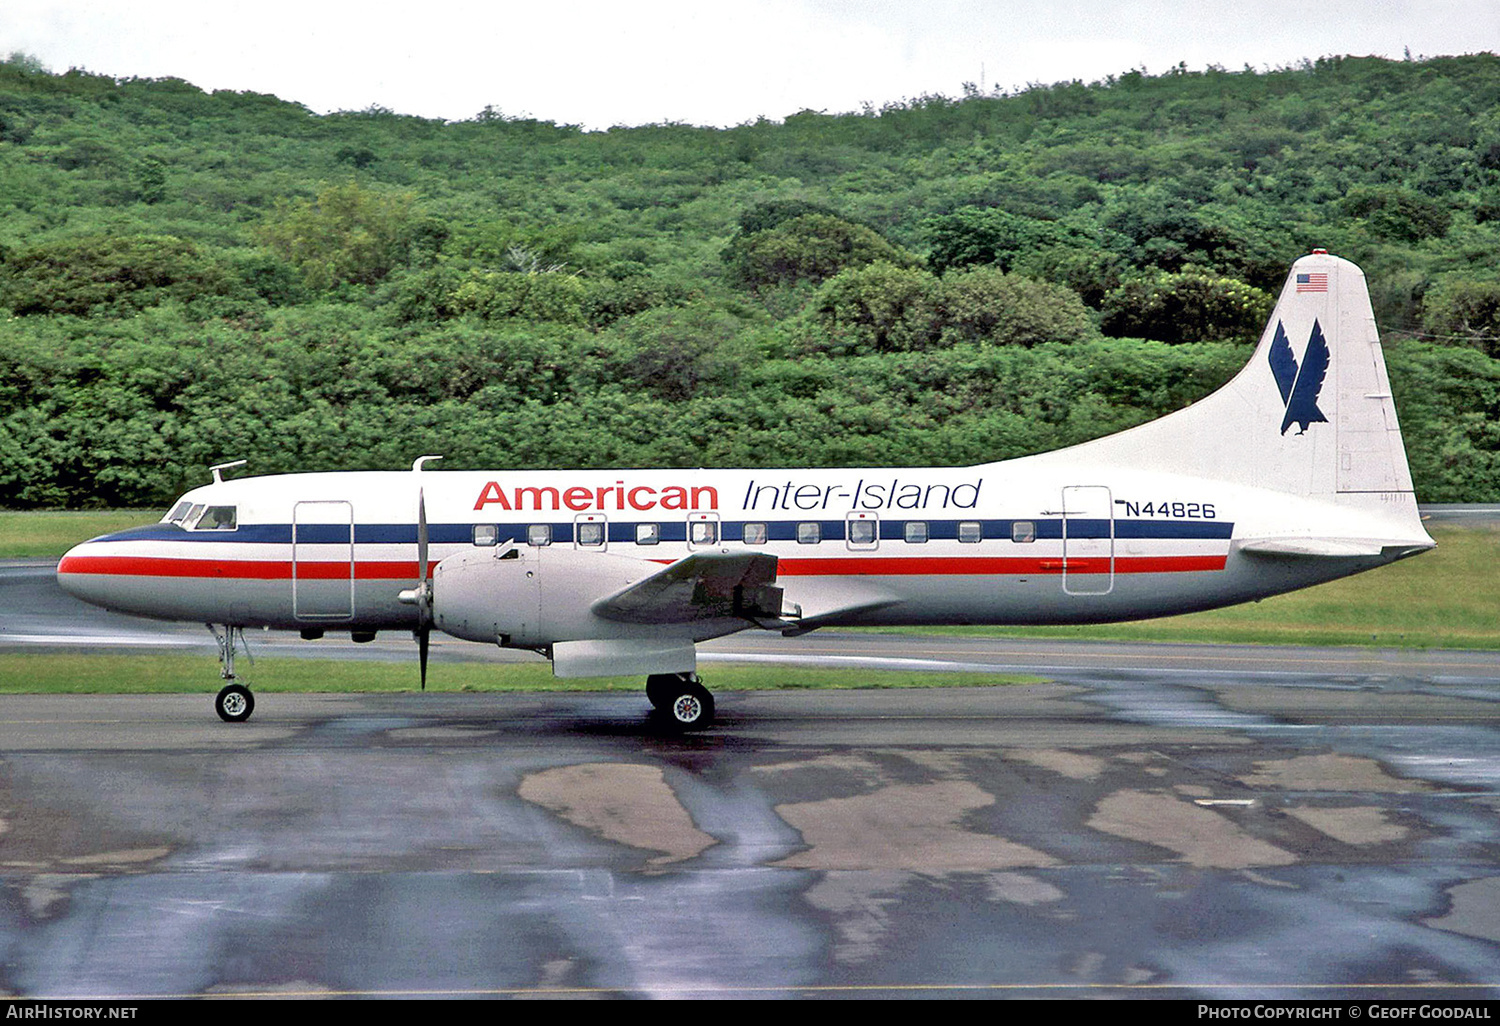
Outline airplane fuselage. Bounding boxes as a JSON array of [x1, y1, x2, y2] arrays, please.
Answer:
[[57, 461, 1415, 643]]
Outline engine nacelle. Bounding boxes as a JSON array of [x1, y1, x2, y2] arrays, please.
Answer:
[[432, 545, 662, 647]]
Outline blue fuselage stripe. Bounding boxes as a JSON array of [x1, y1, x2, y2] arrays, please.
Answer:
[[104, 518, 1234, 547]]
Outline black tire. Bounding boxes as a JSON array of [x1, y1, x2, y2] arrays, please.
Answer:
[[663, 681, 714, 731], [215, 683, 254, 723], [645, 673, 676, 710]]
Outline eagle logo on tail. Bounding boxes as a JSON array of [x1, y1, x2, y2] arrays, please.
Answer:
[[1268, 319, 1330, 435]]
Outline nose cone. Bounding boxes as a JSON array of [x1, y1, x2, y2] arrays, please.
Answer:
[[56, 539, 110, 606], [55, 521, 227, 626], [56, 523, 166, 610]]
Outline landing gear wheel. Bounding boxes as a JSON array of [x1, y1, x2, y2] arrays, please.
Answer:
[[215, 683, 255, 723], [664, 681, 714, 731]]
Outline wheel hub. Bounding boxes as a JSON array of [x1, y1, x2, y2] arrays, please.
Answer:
[[672, 694, 702, 723]]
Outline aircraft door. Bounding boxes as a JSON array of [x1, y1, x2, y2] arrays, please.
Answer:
[[1061, 486, 1114, 596], [293, 500, 355, 620]]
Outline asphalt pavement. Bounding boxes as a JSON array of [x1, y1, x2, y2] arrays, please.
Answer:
[[2, 560, 1499, 997]]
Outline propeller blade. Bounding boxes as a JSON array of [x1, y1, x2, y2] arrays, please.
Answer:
[[417, 486, 430, 595], [418, 625, 429, 691], [416, 486, 432, 691]]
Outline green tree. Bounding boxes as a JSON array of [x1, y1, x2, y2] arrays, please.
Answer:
[[1342, 186, 1452, 242], [604, 303, 756, 401], [923, 207, 1069, 275], [1010, 246, 1126, 307], [734, 199, 844, 235], [133, 156, 168, 204], [723, 213, 919, 290], [256, 181, 422, 290], [1421, 276, 1500, 358], [1103, 198, 1245, 274], [933, 267, 1095, 347], [1100, 271, 1273, 344], [808, 262, 939, 354], [0, 234, 233, 316], [451, 269, 588, 324], [807, 265, 1094, 354]]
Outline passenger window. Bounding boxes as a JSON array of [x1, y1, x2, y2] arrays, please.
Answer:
[[1011, 521, 1036, 544], [577, 522, 605, 547], [689, 520, 719, 545], [848, 519, 876, 546], [958, 521, 983, 544], [473, 524, 499, 547], [904, 522, 928, 544], [527, 524, 551, 547], [742, 522, 768, 545], [636, 523, 660, 545], [797, 522, 821, 545]]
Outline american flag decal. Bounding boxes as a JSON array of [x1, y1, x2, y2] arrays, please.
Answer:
[[1296, 272, 1328, 293]]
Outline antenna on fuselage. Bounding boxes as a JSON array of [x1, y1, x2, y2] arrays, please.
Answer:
[[209, 460, 247, 484], [411, 455, 443, 472]]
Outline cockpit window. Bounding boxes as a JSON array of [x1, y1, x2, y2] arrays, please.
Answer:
[[193, 506, 238, 531], [164, 501, 192, 524]]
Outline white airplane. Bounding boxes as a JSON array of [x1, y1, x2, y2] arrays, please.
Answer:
[[57, 251, 1434, 729]]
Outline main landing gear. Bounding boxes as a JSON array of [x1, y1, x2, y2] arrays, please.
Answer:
[[646, 673, 715, 731], [210, 625, 255, 723]]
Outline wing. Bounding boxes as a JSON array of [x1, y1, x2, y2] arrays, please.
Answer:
[[1281, 319, 1330, 435], [1267, 319, 1297, 405], [592, 551, 785, 625]]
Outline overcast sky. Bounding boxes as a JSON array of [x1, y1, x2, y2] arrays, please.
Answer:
[[3, 1, 1498, 129]]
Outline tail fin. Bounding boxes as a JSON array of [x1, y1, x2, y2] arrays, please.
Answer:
[[1041, 251, 1420, 523]]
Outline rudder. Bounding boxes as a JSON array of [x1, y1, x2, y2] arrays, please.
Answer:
[[1035, 250, 1419, 524]]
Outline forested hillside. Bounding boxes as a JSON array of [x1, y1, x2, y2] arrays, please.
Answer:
[[2, 52, 1498, 507]]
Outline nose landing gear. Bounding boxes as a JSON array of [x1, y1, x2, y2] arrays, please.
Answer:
[[215, 682, 255, 722], [210, 625, 256, 722]]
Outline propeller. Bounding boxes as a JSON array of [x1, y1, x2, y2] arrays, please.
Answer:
[[398, 486, 433, 690], [417, 486, 431, 690]]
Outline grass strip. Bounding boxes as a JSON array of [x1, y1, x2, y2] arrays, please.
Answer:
[[0, 510, 158, 558]]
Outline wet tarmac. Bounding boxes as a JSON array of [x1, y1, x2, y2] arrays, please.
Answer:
[[1, 564, 1499, 997]]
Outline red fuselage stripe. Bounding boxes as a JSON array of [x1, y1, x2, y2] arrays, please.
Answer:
[[58, 554, 1227, 579], [775, 555, 1226, 575], [57, 557, 414, 580]]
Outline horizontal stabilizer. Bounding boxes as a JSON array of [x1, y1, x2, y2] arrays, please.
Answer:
[[592, 551, 784, 624], [1238, 537, 1431, 559]]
